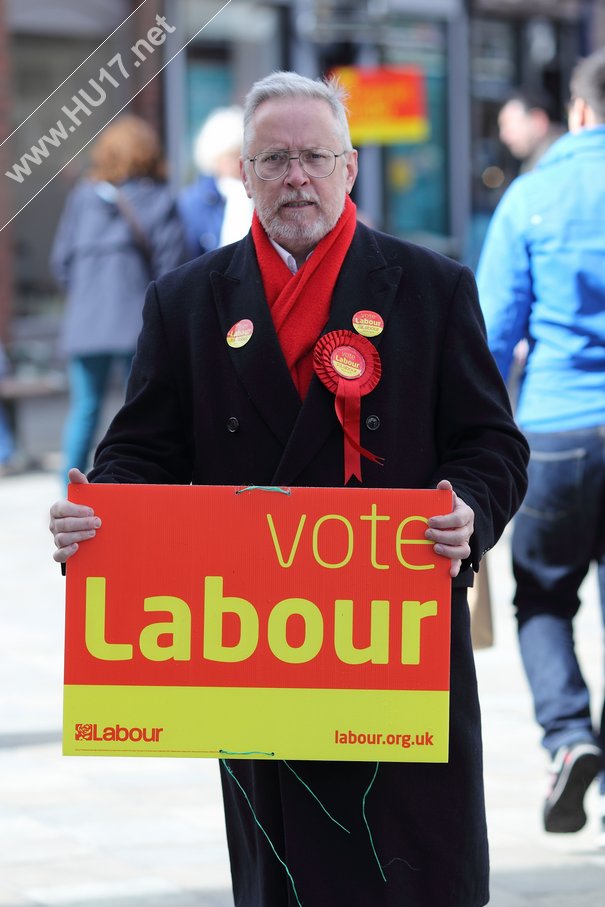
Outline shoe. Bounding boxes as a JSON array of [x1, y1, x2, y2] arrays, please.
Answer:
[[543, 742, 602, 833]]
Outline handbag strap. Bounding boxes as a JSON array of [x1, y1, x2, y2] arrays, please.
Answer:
[[113, 190, 153, 267], [95, 181, 153, 268]]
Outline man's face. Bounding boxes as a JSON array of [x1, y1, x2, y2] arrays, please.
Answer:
[[241, 97, 358, 261], [498, 100, 548, 160]]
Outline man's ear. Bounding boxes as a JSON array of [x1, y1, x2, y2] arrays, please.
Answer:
[[240, 158, 253, 199], [569, 96, 594, 133]]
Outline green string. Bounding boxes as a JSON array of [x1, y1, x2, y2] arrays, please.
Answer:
[[221, 759, 303, 907], [362, 762, 387, 883], [283, 761, 351, 834], [235, 485, 291, 495], [219, 749, 275, 757]]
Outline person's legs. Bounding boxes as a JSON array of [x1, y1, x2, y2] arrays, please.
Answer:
[[513, 427, 605, 831], [0, 403, 15, 466], [595, 476, 605, 822], [62, 355, 113, 482]]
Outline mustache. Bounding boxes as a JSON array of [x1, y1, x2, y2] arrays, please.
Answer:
[[277, 192, 318, 206]]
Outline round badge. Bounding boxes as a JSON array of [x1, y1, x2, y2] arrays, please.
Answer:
[[313, 330, 384, 484], [330, 345, 366, 380], [226, 319, 254, 348], [352, 310, 384, 338]]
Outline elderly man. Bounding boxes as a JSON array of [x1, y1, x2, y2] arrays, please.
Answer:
[[51, 72, 528, 907]]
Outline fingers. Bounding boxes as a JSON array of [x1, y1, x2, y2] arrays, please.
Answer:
[[49, 469, 98, 563], [67, 467, 89, 485], [447, 559, 462, 579], [426, 479, 474, 577]]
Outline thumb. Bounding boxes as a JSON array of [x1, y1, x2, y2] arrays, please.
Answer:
[[436, 478, 457, 509], [67, 467, 89, 485]]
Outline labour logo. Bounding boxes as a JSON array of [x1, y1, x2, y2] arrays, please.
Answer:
[[74, 722, 164, 742]]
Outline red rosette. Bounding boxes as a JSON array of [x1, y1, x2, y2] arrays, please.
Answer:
[[314, 330, 384, 484]]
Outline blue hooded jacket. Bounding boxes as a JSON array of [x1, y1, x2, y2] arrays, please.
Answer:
[[477, 126, 605, 432]]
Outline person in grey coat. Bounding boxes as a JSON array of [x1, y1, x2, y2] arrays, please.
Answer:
[[51, 114, 187, 484]]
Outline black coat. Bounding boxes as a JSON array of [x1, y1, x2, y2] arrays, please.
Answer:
[[90, 223, 529, 907]]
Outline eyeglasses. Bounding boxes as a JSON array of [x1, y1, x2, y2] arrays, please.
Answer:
[[248, 148, 347, 180]]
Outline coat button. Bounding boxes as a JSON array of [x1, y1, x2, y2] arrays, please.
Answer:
[[365, 415, 380, 431], [226, 417, 240, 433]]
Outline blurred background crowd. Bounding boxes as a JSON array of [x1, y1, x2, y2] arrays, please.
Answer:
[[1, 0, 605, 474]]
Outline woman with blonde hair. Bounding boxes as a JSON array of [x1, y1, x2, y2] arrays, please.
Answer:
[[51, 114, 186, 484]]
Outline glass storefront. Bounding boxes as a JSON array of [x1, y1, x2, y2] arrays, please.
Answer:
[[466, 12, 582, 268], [4, 0, 589, 326], [383, 21, 449, 245]]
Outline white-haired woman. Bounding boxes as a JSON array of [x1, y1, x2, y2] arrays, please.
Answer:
[[178, 106, 253, 259]]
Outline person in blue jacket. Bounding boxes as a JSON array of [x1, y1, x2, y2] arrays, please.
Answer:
[[477, 47, 605, 840], [178, 106, 253, 260], [51, 114, 187, 485]]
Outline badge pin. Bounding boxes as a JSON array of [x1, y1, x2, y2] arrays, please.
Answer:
[[226, 319, 254, 348], [352, 310, 384, 338]]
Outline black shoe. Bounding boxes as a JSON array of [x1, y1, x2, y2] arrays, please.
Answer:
[[543, 742, 602, 833]]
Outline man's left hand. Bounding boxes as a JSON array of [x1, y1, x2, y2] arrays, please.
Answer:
[[425, 479, 474, 578]]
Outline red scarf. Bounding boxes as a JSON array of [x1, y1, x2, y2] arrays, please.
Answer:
[[251, 195, 357, 398]]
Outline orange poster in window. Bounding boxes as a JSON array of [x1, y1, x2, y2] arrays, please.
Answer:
[[332, 66, 429, 144]]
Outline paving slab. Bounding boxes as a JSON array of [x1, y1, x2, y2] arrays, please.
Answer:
[[1, 468, 604, 905]]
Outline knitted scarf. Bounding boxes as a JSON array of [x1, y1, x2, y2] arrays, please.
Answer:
[[251, 195, 357, 398]]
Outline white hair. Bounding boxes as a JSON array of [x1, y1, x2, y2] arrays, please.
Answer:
[[243, 71, 353, 155], [193, 106, 244, 175]]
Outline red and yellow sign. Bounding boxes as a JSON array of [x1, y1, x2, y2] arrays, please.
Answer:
[[63, 484, 452, 762], [333, 66, 429, 144], [334, 66, 430, 145]]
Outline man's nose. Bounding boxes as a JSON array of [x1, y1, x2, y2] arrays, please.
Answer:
[[284, 157, 309, 186]]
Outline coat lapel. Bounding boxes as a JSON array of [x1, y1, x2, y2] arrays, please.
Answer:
[[272, 224, 403, 485], [210, 235, 302, 447]]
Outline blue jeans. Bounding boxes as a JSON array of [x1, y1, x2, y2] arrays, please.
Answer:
[[512, 426, 605, 783], [62, 353, 132, 484], [0, 403, 15, 464]]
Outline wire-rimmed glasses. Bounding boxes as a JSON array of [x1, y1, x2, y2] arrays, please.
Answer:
[[248, 148, 347, 180]]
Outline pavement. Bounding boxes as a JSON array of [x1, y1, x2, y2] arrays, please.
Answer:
[[1, 391, 605, 906]]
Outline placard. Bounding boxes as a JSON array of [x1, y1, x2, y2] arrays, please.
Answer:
[[63, 484, 452, 762]]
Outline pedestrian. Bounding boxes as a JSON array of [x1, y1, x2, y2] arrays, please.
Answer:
[[178, 106, 253, 260], [498, 89, 565, 173], [0, 340, 16, 475], [50, 71, 528, 907], [50, 114, 187, 486], [477, 48, 605, 839]]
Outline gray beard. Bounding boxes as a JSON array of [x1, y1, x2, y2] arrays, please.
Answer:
[[254, 194, 343, 251]]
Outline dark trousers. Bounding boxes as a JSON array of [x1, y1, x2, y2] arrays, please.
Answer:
[[512, 426, 605, 782]]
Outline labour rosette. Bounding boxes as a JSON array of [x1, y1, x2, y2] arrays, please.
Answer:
[[313, 329, 384, 484]]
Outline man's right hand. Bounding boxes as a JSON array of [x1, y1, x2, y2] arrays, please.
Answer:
[[49, 468, 101, 563]]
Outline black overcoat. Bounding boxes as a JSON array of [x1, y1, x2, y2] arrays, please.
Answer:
[[90, 223, 529, 907]]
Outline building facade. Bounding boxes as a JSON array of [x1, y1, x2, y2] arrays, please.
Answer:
[[2, 0, 604, 340]]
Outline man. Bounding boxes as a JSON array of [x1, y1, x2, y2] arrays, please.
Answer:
[[51, 72, 528, 906], [498, 90, 565, 173], [477, 49, 605, 839]]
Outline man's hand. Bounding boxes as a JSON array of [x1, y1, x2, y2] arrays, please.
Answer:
[[425, 479, 474, 578], [49, 468, 101, 563]]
